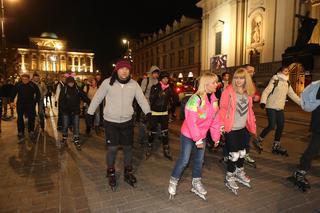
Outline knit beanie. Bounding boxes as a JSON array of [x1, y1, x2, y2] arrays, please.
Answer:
[[114, 59, 131, 72]]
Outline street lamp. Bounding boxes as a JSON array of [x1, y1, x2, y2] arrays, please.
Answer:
[[1, 0, 18, 76], [122, 38, 130, 50]]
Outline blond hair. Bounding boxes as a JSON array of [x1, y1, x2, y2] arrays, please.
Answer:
[[231, 68, 255, 96], [196, 72, 218, 99]]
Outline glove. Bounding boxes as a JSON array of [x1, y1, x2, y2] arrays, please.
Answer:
[[260, 103, 266, 109], [145, 112, 151, 123], [85, 113, 94, 127]]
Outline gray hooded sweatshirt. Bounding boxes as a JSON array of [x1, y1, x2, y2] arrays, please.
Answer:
[[87, 77, 150, 123]]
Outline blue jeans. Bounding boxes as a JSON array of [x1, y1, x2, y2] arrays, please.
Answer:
[[171, 134, 206, 179], [260, 108, 284, 142], [62, 113, 80, 138]]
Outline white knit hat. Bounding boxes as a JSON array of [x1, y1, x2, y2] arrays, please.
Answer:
[[148, 65, 160, 74]]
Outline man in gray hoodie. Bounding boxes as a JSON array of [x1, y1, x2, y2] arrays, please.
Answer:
[[138, 66, 160, 146], [87, 59, 150, 191]]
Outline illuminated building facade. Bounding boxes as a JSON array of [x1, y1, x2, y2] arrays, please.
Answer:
[[15, 32, 94, 76], [197, 0, 320, 81], [131, 16, 201, 79]]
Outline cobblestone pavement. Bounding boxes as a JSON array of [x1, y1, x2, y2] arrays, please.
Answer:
[[0, 104, 319, 213]]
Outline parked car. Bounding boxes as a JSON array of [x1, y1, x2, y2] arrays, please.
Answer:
[[174, 81, 196, 103]]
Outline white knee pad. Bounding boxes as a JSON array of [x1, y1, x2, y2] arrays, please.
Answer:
[[239, 149, 246, 158], [228, 152, 240, 162]]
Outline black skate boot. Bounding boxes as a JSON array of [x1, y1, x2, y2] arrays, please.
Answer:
[[73, 137, 81, 150], [17, 132, 25, 143], [124, 165, 137, 187], [60, 136, 68, 149], [107, 168, 117, 191], [163, 145, 173, 161], [287, 170, 310, 192], [145, 143, 152, 159], [272, 142, 288, 156], [252, 136, 263, 154]]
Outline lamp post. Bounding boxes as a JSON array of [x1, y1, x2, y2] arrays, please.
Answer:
[[1, 0, 18, 77], [1, 0, 7, 76], [122, 38, 133, 63]]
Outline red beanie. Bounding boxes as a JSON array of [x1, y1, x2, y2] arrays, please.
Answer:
[[114, 59, 131, 72]]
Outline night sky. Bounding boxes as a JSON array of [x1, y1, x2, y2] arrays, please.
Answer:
[[5, 0, 202, 75]]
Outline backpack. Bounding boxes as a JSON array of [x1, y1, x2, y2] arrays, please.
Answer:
[[179, 94, 201, 120], [301, 80, 320, 112], [268, 75, 291, 97]]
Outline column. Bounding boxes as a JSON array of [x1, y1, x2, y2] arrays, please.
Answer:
[[71, 56, 75, 72], [45, 54, 49, 71], [78, 56, 81, 72], [90, 57, 93, 72], [21, 53, 26, 72]]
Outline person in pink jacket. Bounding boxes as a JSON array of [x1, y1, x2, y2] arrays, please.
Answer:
[[168, 72, 221, 200], [219, 68, 256, 195]]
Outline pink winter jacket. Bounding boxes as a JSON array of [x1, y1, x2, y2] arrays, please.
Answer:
[[181, 93, 221, 143], [219, 85, 256, 134]]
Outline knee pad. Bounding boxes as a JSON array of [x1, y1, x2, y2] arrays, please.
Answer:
[[228, 152, 240, 162], [149, 131, 157, 136], [238, 149, 246, 158], [161, 129, 168, 137]]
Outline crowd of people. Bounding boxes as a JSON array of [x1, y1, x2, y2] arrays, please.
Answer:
[[0, 58, 319, 199]]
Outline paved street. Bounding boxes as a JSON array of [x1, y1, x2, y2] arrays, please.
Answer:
[[0, 103, 319, 213]]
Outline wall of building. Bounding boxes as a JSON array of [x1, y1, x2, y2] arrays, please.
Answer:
[[132, 16, 202, 79]]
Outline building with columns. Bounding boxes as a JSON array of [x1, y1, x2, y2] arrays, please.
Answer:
[[15, 32, 95, 77], [196, 0, 320, 83], [131, 16, 201, 79]]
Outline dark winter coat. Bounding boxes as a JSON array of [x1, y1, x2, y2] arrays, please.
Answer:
[[149, 83, 173, 112], [59, 85, 90, 114], [11, 82, 40, 106]]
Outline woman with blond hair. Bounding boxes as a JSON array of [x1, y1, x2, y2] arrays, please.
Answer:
[[219, 68, 257, 195], [168, 72, 221, 200]]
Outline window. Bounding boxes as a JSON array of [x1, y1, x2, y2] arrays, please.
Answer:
[[156, 57, 160, 66], [179, 36, 183, 47], [170, 53, 175, 68], [162, 55, 167, 69], [189, 32, 195, 44], [215, 31, 222, 55], [170, 40, 175, 49], [178, 50, 184, 66], [156, 47, 159, 54], [163, 44, 166, 52], [188, 47, 194, 65]]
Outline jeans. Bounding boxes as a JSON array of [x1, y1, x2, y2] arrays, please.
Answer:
[[17, 104, 36, 134], [260, 108, 284, 142], [62, 113, 79, 138], [138, 122, 146, 144], [171, 134, 206, 179], [299, 132, 320, 171]]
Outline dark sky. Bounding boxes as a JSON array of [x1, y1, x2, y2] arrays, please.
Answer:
[[5, 0, 202, 74]]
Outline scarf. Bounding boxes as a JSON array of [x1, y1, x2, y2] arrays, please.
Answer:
[[160, 81, 169, 90]]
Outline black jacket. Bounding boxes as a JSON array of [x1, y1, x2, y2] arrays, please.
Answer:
[[11, 82, 40, 106], [149, 83, 173, 112], [59, 85, 90, 114], [311, 87, 320, 133]]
